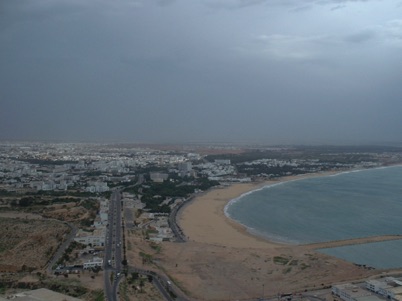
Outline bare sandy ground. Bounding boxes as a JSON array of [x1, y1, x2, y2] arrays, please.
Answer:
[[179, 181, 280, 249], [156, 173, 400, 301], [178, 173, 338, 249], [0, 212, 43, 219]]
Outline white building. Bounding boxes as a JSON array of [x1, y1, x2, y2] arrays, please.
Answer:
[[332, 284, 372, 301], [86, 181, 109, 193], [366, 280, 388, 294], [42, 181, 57, 191], [214, 159, 231, 165], [83, 257, 104, 269], [178, 162, 193, 177], [150, 172, 168, 183], [366, 278, 402, 300], [74, 229, 105, 247], [30, 181, 44, 190]]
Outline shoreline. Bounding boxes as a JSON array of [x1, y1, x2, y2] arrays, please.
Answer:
[[165, 166, 402, 300], [178, 165, 402, 249], [178, 170, 340, 248]]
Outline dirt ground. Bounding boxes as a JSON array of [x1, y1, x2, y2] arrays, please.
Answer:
[[125, 223, 382, 301], [119, 273, 164, 301], [131, 178, 402, 301], [157, 241, 379, 301], [0, 217, 70, 272], [127, 174, 402, 301], [68, 271, 105, 291]]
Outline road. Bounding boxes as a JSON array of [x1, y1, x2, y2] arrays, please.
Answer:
[[46, 222, 78, 275], [103, 189, 190, 301], [104, 190, 123, 301], [168, 196, 193, 242], [127, 266, 189, 301]]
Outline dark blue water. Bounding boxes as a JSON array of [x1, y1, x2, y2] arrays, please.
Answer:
[[225, 166, 402, 268], [319, 240, 402, 269]]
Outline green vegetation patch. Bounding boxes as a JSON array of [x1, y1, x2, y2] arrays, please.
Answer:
[[91, 289, 105, 301], [43, 278, 88, 298], [149, 242, 162, 253], [273, 256, 290, 265], [139, 251, 153, 264]]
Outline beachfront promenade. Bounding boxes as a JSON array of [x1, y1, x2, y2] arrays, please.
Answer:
[[169, 196, 193, 242]]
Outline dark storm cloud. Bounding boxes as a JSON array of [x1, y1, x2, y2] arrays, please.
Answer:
[[1, 0, 402, 144]]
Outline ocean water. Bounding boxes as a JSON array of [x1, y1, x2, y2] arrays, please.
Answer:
[[225, 165, 402, 268], [319, 240, 402, 269]]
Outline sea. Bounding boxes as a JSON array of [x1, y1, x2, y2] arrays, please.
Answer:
[[225, 165, 402, 269]]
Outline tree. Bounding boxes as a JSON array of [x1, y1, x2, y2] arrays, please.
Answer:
[[131, 272, 139, 281], [92, 266, 101, 274], [139, 279, 145, 293]]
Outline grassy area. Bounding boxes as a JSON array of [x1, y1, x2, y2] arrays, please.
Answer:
[[119, 281, 130, 301], [43, 278, 88, 298], [273, 256, 290, 265], [92, 289, 105, 301], [149, 243, 162, 253], [0, 283, 5, 294]]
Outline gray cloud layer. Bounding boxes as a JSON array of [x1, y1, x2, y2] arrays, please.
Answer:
[[1, 0, 402, 144]]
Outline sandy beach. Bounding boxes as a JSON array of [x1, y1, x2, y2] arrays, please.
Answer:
[[178, 173, 334, 248], [155, 172, 395, 300], [178, 171, 402, 249], [178, 181, 280, 249]]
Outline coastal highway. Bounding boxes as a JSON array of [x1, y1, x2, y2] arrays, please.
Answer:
[[168, 196, 194, 242]]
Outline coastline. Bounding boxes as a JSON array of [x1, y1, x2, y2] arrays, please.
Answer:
[[165, 168, 402, 300], [178, 165, 402, 249], [178, 170, 340, 248]]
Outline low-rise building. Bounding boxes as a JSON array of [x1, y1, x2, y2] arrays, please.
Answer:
[[74, 229, 105, 247], [86, 181, 109, 193], [150, 172, 168, 183], [366, 279, 389, 294], [83, 256, 103, 269], [366, 278, 402, 300], [332, 283, 375, 301]]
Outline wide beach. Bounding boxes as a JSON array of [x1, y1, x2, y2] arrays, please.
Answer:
[[178, 173, 333, 248], [157, 172, 382, 300], [178, 169, 402, 249], [178, 180, 281, 249]]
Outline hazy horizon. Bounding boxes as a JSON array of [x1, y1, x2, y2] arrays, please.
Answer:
[[1, 0, 402, 145]]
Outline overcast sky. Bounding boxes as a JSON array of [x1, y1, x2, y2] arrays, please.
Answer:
[[1, 0, 402, 145]]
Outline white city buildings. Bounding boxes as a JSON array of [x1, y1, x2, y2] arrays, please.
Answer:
[[366, 278, 402, 301], [86, 181, 109, 193]]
